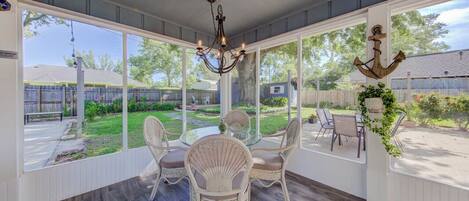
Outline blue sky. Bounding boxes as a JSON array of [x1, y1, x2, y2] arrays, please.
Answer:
[[23, 0, 469, 67]]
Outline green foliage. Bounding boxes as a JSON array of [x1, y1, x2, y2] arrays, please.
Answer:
[[218, 120, 226, 133], [358, 83, 401, 157], [415, 93, 444, 125], [152, 103, 176, 111], [22, 10, 68, 38], [63, 104, 71, 117], [64, 50, 123, 74], [129, 39, 182, 87], [111, 98, 122, 113], [261, 97, 288, 107], [319, 101, 334, 108], [445, 95, 469, 131], [85, 101, 99, 121], [128, 98, 138, 112]]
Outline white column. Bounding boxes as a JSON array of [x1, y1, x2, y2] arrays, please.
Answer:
[[122, 33, 128, 150], [255, 48, 261, 136], [220, 73, 230, 117], [366, 3, 391, 201], [296, 34, 303, 144], [182, 48, 187, 134], [0, 0, 20, 200], [76, 57, 84, 138]]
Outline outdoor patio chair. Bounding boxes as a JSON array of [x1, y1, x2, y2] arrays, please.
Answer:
[[144, 116, 188, 201], [250, 119, 300, 201], [185, 135, 253, 201], [331, 114, 364, 158], [224, 110, 251, 137], [324, 109, 334, 124], [391, 111, 407, 149], [316, 109, 334, 140]]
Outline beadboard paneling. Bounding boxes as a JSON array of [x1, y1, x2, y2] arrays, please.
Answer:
[[20, 147, 152, 201], [389, 171, 469, 201]]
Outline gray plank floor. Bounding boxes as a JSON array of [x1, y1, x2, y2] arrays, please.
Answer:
[[63, 172, 364, 201]]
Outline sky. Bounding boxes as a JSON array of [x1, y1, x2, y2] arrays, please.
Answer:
[[23, 0, 469, 67]]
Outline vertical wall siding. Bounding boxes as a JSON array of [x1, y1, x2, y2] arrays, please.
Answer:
[[19, 147, 152, 201], [389, 171, 469, 201]]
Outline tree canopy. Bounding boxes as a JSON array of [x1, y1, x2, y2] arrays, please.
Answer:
[[257, 10, 449, 90], [23, 10, 68, 38], [64, 50, 123, 74]]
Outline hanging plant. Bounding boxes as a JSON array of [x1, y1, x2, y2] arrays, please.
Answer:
[[358, 82, 401, 157]]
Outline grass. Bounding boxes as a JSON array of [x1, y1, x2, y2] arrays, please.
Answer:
[[81, 107, 357, 157]]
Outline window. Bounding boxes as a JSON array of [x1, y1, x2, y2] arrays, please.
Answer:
[[126, 34, 183, 148], [259, 41, 298, 137], [390, 0, 469, 187], [301, 22, 367, 162], [23, 10, 123, 170]]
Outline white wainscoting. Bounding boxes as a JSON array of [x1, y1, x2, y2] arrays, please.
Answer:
[[19, 147, 152, 201], [389, 170, 469, 201], [258, 140, 367, 198]]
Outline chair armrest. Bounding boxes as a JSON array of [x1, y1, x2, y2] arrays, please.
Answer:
[[251, 144, 296, 154], [165, 131, 180, 136], [263, 131, 286, 138]]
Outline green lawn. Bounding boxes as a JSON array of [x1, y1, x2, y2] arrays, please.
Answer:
[[82, 107, 355, 157]]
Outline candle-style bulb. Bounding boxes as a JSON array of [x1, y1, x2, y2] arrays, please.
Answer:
[[241, 43, 245, 50], [221, 37, 226, 46], [197, 40, 202, 47]]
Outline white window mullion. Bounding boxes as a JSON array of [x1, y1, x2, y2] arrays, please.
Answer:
[[182, 48, 187, 134], [255, 48, 261, 137], [122, 33, 128, 151], [296, 34, 303, 146]]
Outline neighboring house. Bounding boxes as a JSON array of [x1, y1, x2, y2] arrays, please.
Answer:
[[348, 49, 469, 90], [190, 79, 218, 91], [24, 65, 147, 87]]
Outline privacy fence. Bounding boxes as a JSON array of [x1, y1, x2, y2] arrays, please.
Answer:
[[301, 88, 469, 108], [24, 85, 219, 115]]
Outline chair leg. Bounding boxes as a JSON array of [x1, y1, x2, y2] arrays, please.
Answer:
[[363, 132, 366, 151], [357, 136, 361, 158], [315, 127, 323, 140], [338, 135, 342, 146], [280, 173, 290, 201], [331, 132, 336, 152], [149, 169, 162, 201]]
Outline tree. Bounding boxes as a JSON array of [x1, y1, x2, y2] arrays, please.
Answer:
[[23, 10, 68, 38], [64, 50, 123, 73], [243, 9, 449, 92], [129, 39, 182, 88]]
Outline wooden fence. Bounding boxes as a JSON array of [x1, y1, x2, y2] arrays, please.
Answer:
[[301, 88, 469, 108], [24, 85, 219, 115]]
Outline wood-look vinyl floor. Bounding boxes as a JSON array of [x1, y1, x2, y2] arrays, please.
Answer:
[[63, 172, 365, 201]]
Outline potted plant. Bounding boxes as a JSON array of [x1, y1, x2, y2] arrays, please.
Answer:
[[218, 119, 226, 134], [308, 113, 317, 124]]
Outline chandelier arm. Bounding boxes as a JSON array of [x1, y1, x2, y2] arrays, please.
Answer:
[[199, 53, 219, 73]]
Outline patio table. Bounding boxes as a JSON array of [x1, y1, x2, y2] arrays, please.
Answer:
[[179, 126, 262, 146]]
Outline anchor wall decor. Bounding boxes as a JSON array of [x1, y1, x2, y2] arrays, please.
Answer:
[[354, 25, 406, 79]]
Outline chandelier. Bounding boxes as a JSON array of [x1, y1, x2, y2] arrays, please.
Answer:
[[196, 0, 246, 76]]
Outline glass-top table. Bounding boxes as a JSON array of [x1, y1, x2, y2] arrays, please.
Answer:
[[179, 126, 262, 146]]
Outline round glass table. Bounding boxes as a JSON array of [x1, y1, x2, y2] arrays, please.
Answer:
[[179, 126, 262, 146]]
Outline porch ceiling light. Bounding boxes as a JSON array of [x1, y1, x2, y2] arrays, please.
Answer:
[[196, 0, 246, 76]]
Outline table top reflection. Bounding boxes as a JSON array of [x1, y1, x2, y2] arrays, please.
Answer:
[[179, 126, 262, 146]]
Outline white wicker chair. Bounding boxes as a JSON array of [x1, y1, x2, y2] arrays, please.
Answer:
[[185, 135, 253, 201], [224, 110, 251, 137], [250, 119, 300, 201], [144, 116, 188, 201]]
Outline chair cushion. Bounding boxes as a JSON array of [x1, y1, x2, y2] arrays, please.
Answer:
[[160, 149, 186, 168], [252, 152, 283, 171]]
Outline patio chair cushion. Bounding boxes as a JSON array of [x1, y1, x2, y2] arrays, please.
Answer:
[[194, 171, 245, 200], [252, 152, 283, 171], [160, 149, 186, 168]]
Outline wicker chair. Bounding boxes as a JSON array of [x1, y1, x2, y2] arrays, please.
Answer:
[[331, 114, 364, 158], [391, 111, 407, 148], [144, 116, 188, 201], [224, 110, 251, 137], [185, 135, 253, 201], [250, 119, 300, 201], [316, 109, 334, 140]]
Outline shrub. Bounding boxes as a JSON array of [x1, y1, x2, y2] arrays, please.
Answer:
[[319, 101, 334, 108], [416, 93, 444, 125], [95, 102, 108, 116], [85, 101, 98, 121], [261, 97, 288, 107], [128, 98, 138, 112], [111, 98, 122, 113], [444, 95, 469, 131], [63, 104, 71, 117]]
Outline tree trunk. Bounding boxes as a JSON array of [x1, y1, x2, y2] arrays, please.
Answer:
[[236, 53, 256, 105]]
